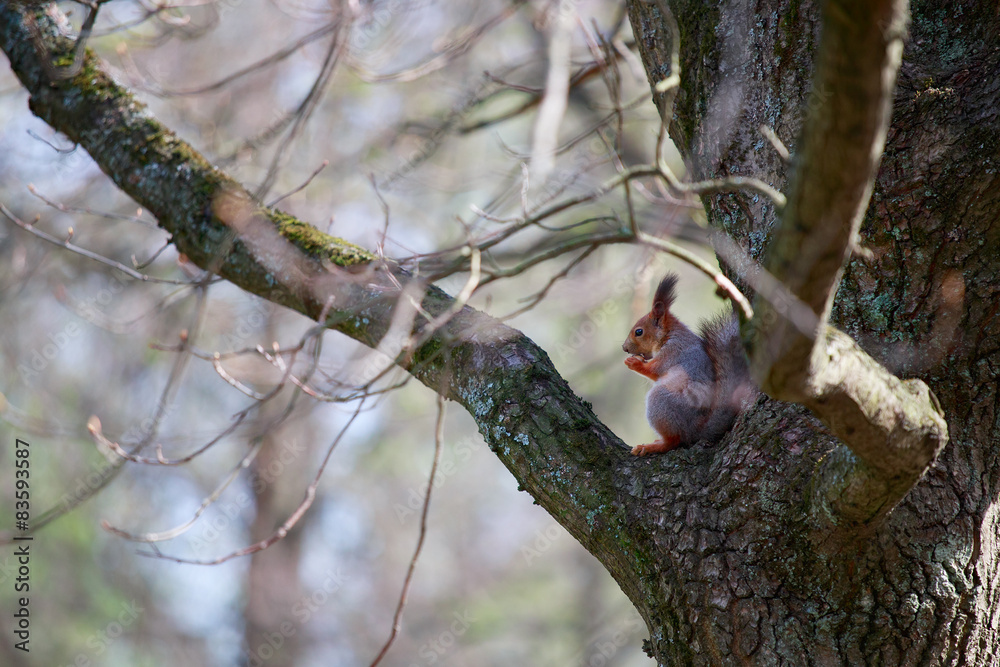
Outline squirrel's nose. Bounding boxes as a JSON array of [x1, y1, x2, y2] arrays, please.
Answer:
[[621, 343, 628, 353]]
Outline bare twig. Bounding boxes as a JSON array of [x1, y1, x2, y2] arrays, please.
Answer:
[[254, 13, 351, 199], [759, 125, 791, 164], [101, 437, 265, 542], [369, 391, 447, 667], [29, 0, 106, 82], [0, 202, 198, 285], [657, 157, 786, 210], [460, 59, 619, 134], [531, 0, 575, 180], [267, 160, 330, 208], [32, 283, 211, 531], [134, 398, 366, 564], [28, 185, 160, 229], [133, 239, 173, 270], [154, 23, 339, 96], [501, 246, 597, 320], [351, 1, 528, 84], [26, 129, 75, 153], [636, 231, 753, 318]]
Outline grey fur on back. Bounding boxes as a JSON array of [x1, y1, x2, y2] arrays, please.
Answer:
[[698, 311, 758, 443]]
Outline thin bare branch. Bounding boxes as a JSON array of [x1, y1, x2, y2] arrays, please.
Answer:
[[32, 283, 211, 531], [759, 124, 791, 164], [1, 202, 199, 285], [154, 22, 338, 96], [530, 0, 575, 180], [351, 1, 527, 84], [267, 160, 330, 208], [101, 438, 265, 542], [254, 13, 351, 199], [369, 391, 446, 667], [501, 246, 596, 320], [657, 157, 787, 210], [134, 399, 365, 565]]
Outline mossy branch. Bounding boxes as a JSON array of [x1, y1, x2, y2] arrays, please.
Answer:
[[0, 0, 670, 611]]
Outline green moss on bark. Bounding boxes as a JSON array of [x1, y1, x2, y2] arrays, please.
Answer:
[[266, 210, 374, 267]]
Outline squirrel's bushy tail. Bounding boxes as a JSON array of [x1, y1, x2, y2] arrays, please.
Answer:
[[699, 312, 759, 443]]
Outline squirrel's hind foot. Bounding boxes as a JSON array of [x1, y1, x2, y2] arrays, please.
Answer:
[[630, 436, 681, 456]]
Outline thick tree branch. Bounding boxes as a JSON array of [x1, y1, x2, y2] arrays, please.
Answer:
[[749, 0, 948, 525], [0, 0, 670, 614]]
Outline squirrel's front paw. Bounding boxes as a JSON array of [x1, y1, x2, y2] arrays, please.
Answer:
[[624, 356, 646, 372]]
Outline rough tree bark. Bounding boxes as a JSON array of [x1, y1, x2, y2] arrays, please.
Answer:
[[629, 0, 1000, 663], [2, 0, 998, 665]]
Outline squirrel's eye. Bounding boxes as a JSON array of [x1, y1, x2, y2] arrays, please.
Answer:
[[634, 328, 643, 337]]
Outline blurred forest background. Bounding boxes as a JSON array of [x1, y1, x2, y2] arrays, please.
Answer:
[[0, 1, 728, 665]]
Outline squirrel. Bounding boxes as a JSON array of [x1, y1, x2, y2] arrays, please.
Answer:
[[622, 273, 758, 456]]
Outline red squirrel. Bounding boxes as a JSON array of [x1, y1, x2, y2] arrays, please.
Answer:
[[623, 273, 758, 456]]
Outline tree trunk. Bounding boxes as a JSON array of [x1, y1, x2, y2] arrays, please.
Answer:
[[627, 0, 1000, 663], [3, 0, 999, 664]]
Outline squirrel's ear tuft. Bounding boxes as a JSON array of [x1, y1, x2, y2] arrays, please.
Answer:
[[652, 273, 679, 314]]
